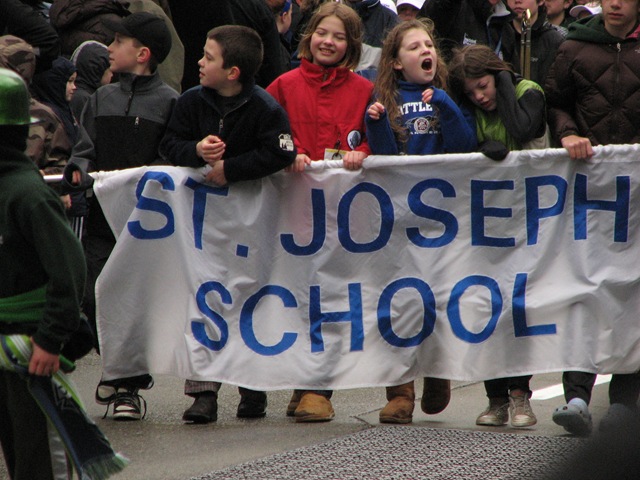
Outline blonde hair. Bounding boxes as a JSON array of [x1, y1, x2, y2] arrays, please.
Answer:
[[374, 18, 448, 145], [297, 2, 363, 70]]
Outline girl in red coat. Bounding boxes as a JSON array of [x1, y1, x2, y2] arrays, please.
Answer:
[[267, 2, 373, 172], [266, 2, 374, 422]]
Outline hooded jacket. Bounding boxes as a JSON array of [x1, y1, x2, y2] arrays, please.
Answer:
[[69, 41, 110, 121], [545, 14, 640, 145], [0, 34, 69, 171], [0, 143, 85, 355]]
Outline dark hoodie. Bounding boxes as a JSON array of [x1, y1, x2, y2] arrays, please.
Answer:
[[32, 57, 79, 146], [420, 0, 517, 65], [69, 40, 109, 120], [545, 14, 640, 146], [0, 141, 85, 355]]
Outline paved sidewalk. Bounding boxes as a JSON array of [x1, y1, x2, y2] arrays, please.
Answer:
[[1, 353, 613, 479]]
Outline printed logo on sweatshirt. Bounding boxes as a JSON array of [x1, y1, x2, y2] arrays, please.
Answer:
[[279, 133, 295, 152], [404, 115, 441, 135]]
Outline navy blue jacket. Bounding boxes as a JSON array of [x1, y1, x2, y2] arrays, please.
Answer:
[[160, 82, 296, 182]]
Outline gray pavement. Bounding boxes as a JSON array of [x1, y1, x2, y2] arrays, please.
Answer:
[[1, 353, 614, 479]]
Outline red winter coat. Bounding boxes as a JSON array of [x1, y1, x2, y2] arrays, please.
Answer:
[[267, 59, 373, 161]]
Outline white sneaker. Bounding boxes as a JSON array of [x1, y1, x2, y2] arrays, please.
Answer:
[[476, 398, 509, 426], [509, 390, 537, 427]]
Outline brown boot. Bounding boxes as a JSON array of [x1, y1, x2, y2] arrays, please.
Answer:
[[421, 377, 451, 414], [379, 381, 415, 424], [286, 390, 303, 417], [294, 392, 334, 422]]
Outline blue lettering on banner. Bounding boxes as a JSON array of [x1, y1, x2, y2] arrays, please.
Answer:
[[309, 283, 364, 352], [471, 180, 515, 247], [127, 171, 176, 239], [338, 182, 394, 253], [525, 175, 567, 245], [193, 281, 231, 351], [191, 273, 553, 354], [280, 188, 326, 255], [377, 278, 436, 347], [406, 179, 458, 248], [512, 273, 556, 337], [448, 275, 502, 343], [574, 174, 630, 242], [240, 285, 298, 356], [185, 177, 229, 249]]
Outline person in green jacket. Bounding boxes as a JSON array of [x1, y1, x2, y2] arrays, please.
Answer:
[[0, 68, 87, 479]]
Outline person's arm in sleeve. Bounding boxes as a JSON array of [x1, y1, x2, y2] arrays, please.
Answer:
[[25, 193, 86, 360], [429, 87, 477, 152], [219, 103, 297, 183], [159, 95, 205, 168], [61, 96, 98, 192], [365, 102, 400, 155], [495, 71, 545, 144]]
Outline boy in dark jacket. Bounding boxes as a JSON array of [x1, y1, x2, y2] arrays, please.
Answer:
[[160, 25, 296, 423], [65, 11, 179, 421], [545, 0, 640, 435]]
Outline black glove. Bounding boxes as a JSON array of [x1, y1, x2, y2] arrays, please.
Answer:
[[60, 162, 94, 194], [479, 140, 509, 161]]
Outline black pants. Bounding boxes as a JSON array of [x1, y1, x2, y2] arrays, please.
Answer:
[[0, 371, 68, 480], [563, 371, 640, 406], [484, 375, 533, 400]]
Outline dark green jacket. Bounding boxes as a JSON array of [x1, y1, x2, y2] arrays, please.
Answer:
[[0, 143, 86, 355]]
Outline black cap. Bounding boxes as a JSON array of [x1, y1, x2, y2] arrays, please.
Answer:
[[103, 12, 171, 64]]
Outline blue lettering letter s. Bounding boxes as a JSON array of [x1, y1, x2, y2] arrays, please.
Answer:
[[193, 281, 231, 351], [128, 171, 175, 239], [407, 179, 458, 248]]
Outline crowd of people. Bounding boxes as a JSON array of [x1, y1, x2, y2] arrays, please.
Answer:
[[2, 0, 640, 477]]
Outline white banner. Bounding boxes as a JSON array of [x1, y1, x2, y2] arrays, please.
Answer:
[[94, 145, 640, 390]]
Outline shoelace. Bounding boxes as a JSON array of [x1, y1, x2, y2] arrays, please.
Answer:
[[103, 390, 148, 419]]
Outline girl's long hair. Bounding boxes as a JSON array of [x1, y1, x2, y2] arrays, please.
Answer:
[[374, 19, 448, 145], [447, 44, 514, 103], [297, 2, 363, 70]]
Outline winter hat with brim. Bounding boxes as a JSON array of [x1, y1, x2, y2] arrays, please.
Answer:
[[103, 12, 172, 64]]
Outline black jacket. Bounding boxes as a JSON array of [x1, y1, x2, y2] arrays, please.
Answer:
[[0, 0, 60, 71], [420, 0, 517, 65], [167, 0, 288, 91], [160, 82, 296, 182]]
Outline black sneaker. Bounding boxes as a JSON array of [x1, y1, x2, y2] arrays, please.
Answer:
[[110, 388, 146, 421]]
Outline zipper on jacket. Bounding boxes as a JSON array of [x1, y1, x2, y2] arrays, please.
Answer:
[[125, 76, 138, 116], [611, 43, 622, 142], [125, 91, 134, 116], [217, 96, 251, 137]]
